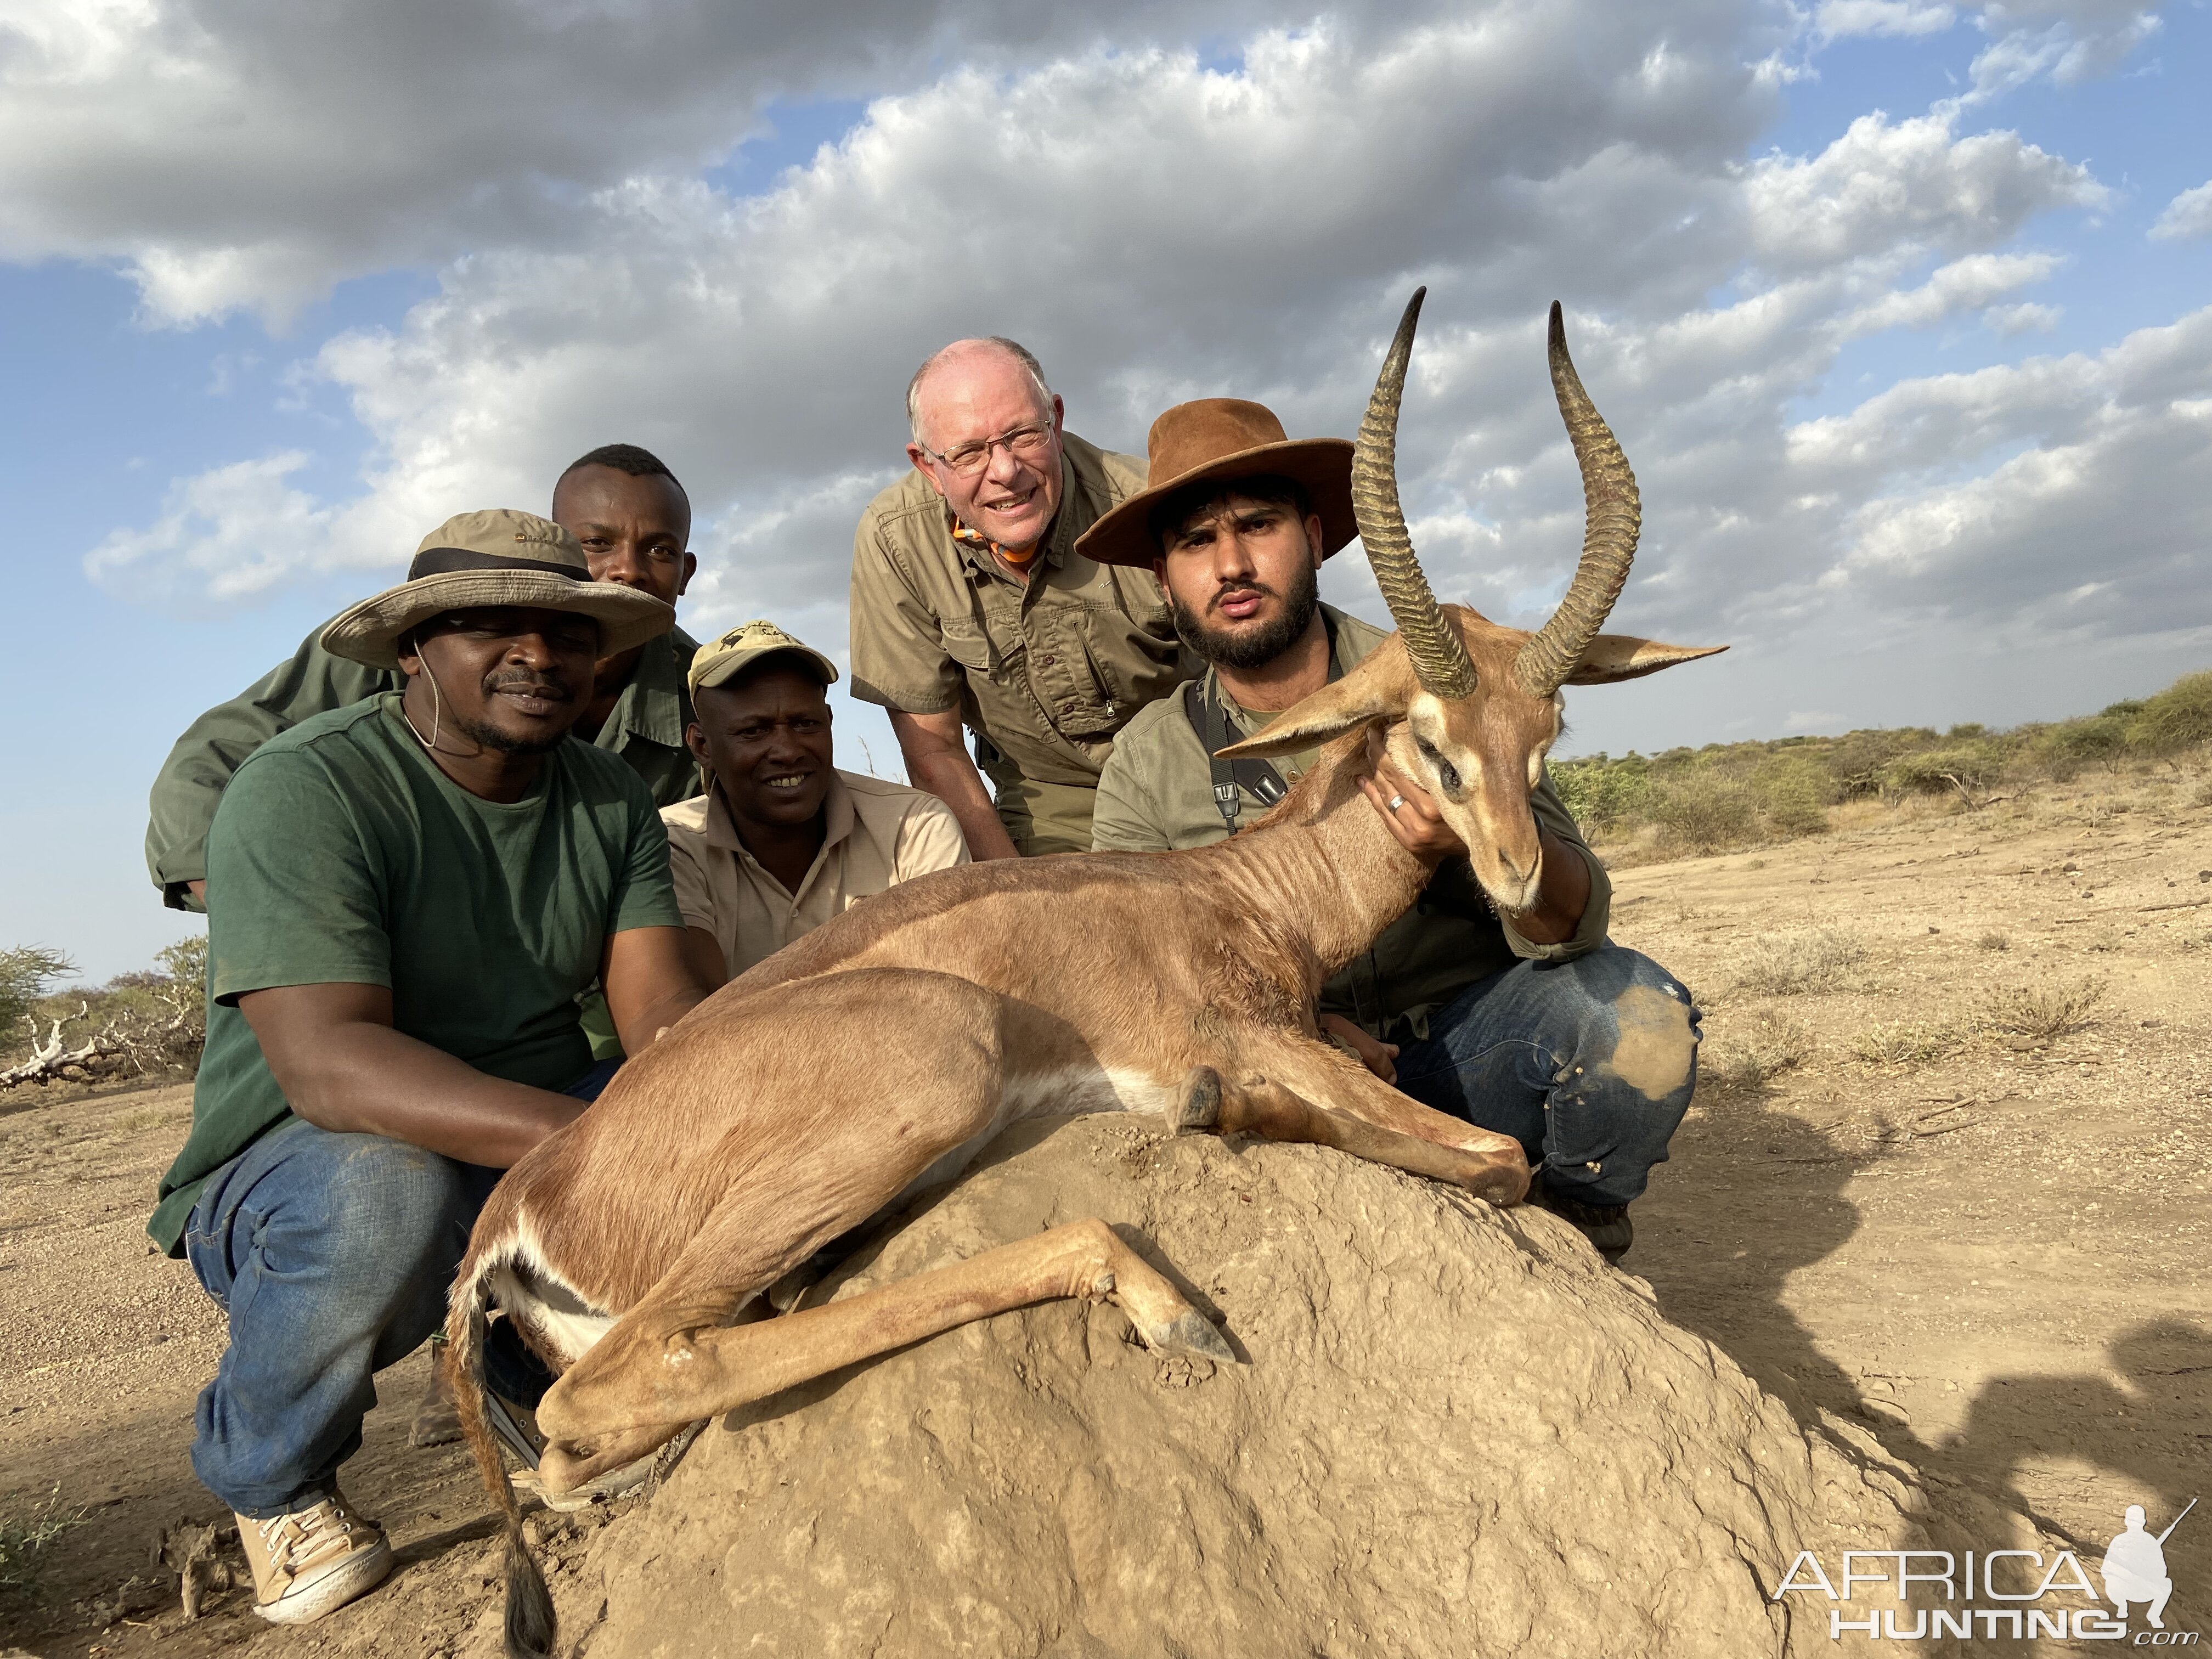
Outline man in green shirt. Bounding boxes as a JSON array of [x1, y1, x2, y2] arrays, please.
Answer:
[[153, 510, 716, 1626], [145, 443, 703, 912], [848, 336, 1189, 858], [1083, 399, 1698, 1262]]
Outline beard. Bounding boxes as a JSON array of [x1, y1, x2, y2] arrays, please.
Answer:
[[450, 712, 571, 755], [449, 670, 576, 754], [1170, 560, 1321, 671]]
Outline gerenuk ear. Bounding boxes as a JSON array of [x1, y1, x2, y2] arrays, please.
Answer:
[[1215, 651, 1413, 760], [1562, 637, 1728, 686]]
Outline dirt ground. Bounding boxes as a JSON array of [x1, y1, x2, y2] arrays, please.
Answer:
[[2, 767, 2206, 1656]]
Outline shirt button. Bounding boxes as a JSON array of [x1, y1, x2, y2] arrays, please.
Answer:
[[1039, 654, 1057, 666]]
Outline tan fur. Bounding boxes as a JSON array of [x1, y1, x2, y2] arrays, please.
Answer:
[[447, 697, 1530, 1472], [1222, 613, 1721, 915]]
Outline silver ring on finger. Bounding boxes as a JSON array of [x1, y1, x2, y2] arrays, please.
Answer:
[[1387, 794, 1406, 812]]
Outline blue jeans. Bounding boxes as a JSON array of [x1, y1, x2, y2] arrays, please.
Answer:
[[1392, 946, 1699, 1209], [183, 1060, 617, 1517]]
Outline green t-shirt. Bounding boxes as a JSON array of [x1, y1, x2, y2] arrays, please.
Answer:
[[149, 693, 683, 1255]]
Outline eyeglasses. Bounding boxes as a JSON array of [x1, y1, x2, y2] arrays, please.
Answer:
[[918, 422, 1057, 478]]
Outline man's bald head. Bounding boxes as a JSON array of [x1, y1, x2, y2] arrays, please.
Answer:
[[906, 337, 1052, 447]]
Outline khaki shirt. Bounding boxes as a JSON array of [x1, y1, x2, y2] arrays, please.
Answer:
[[662, 770, 970, 977], [146, 623, 700, 910], [848, 432, 1190, 798], [1090, 605, 1612, 1041]]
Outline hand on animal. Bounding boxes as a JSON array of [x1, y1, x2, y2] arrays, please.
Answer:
[[1358, 739, 1464, 866], [1320, 1014, 1400, 1084]]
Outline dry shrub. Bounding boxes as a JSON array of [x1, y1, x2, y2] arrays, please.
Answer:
[[0, 1485, 81, 1593], [1853, 1020, 1957, 1066], [1647, 771, 1758, 852], [1705, 1010, 1812, 1092], [1983, 977, 2106, 1043], [1976, 930, 2011, 952], [1731, 928, 1867, 996]]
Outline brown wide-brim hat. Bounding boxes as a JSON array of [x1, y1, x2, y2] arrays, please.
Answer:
[[320, 508, 675, 670], [1075, 398, 1356, 569]]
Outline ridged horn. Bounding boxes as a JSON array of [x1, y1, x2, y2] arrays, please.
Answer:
[[1352, 287, 1479, 700], [1513, 302, 1642, 698]]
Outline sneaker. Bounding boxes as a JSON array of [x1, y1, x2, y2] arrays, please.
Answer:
[[236, 1489, 393, 1624], [1528, 1172, 1634, 1264]]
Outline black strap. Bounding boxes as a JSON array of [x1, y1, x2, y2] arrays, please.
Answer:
[[1184, 679, 1288, 833], [407, 545, 585, 582]]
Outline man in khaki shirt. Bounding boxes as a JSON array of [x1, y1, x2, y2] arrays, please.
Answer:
[[848, 336, 1188, 859], [663, 622, 969, 984], [1082, 398, 1699, 1262]]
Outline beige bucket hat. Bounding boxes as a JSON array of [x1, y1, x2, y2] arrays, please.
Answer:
[[1074, 398, 1357, 569], [687, 619, 841, 697], [320, 509, 675, 670]]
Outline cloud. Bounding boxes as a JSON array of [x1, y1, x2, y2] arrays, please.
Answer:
[[0, 0, 1299, 325], [1813, 1, 1957, 40], [1799, 308, 2212, 639], [1983, 299, 2061, 334], [83, 452, 335, 602], [2149, 180, 2212, 243], [1966, 1, 2162, 101], [62, 1, 2205, 690], [1741, 110, 2104, 272]]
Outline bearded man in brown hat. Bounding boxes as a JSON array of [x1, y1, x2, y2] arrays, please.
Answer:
[[1084, 402, 1699, 1264], [148, 511, 718, 1627]]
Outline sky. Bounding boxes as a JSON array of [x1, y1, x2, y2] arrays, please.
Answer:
[[0, 0, 2206, 984]]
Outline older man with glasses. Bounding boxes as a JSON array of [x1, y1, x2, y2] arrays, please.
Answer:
[[848, 337, 1190, 857]]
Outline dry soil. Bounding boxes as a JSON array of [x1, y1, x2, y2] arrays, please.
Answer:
[[2, 770, 2205, 1656]]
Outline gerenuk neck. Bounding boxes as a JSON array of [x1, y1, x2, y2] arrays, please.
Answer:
[[1197, 726, 1432, 983]]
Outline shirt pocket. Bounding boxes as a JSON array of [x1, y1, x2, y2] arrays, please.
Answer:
[[1080, 602, 1183, 712], [938, 617, 1001, 676]]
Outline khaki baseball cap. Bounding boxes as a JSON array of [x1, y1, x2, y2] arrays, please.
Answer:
[[687, 619, 841, 697]]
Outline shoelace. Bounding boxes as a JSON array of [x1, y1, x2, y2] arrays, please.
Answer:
[[257, 1504, 352, 1573]]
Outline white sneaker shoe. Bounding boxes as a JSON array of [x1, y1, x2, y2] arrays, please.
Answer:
[[236, 1488, 393, 1624]]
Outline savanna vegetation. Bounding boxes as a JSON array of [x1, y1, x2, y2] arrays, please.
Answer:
[[0, 936, 207, 1092], [1553, 667, 2212, 864]]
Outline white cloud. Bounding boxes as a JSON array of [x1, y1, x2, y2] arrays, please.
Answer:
[[83, 453, 335, 602], [1966, 1, 2162, 101], [2149, 180, 2212, 243], [1814, 1, 1957, 40], [0, 0, 1297, 324], [53, 2, 2207, 693], [1983, 300, 2062, 334], [1741, 110, 2104, 273]]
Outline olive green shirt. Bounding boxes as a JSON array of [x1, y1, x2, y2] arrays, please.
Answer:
[[148, 695, 682, 1255], [1090, 605, 1612, 1042], [847, 432, 1192, 812], [145, 623, 702, 910]]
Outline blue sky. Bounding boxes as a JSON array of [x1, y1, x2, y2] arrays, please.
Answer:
[[1, 0, 2205, 983]]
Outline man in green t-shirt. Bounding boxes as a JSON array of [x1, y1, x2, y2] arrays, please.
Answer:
[[152, 509, 718, 1627], [1082, 399, 1699, 1265], [144, 443, 705, 913]]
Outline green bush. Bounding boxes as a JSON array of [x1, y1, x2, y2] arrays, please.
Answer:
[[1751, 756, 1833, 837], [1549, 753, 1652, 832], [2125, 670, 2212, 755], [2034, 715, 2128, 778], [0, 946, 76, 1039], [1646, 771, 1758, 851], [1886, 742, 2008, 806]]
